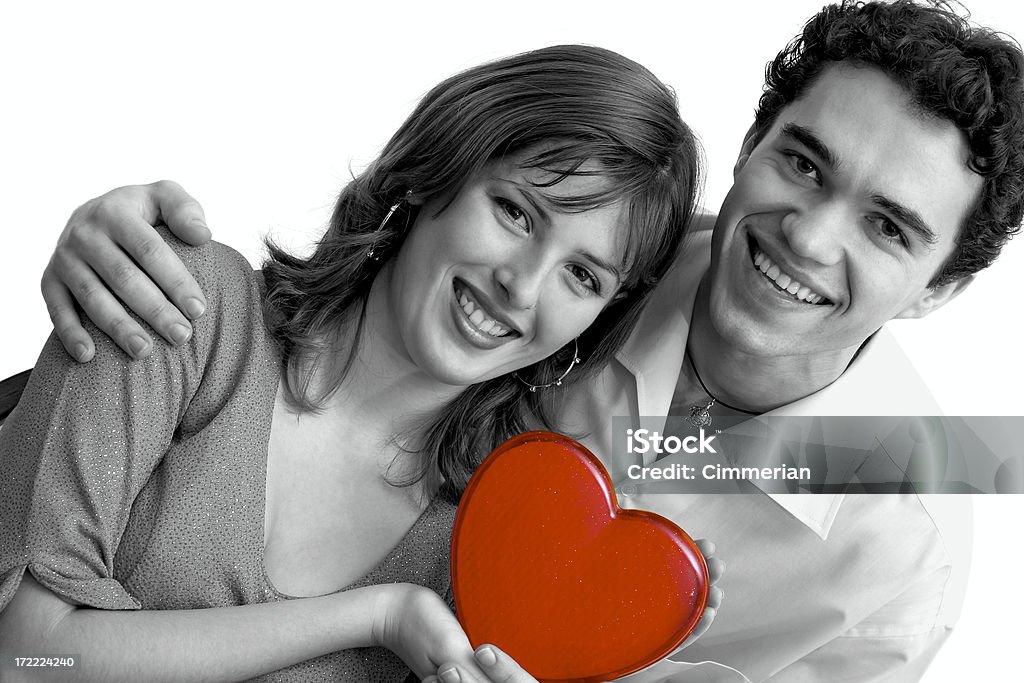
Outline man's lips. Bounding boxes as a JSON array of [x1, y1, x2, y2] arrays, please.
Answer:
[[747, 236, 833, 306]]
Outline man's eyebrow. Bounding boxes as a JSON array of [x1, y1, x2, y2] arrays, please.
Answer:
[[779, 124, 939, 247], [871, 194, 939, 246], [780, 123, 839, 171]]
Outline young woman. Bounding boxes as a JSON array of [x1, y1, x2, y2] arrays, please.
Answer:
[[0, 45, 703, 682]]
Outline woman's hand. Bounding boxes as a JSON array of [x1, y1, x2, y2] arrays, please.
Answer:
[[42, 180, 211, 362], [422, 539, 724, 683], [373, 584, 491, 682], [425, 644, 537, 683]]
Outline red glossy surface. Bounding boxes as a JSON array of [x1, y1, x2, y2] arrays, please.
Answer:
[[451, 431, 709, 683]]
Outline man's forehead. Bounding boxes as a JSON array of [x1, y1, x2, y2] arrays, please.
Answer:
[[758, 63, 983, 247]]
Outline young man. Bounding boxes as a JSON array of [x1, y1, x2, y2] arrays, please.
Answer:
[[31, 1, 1024, 681]]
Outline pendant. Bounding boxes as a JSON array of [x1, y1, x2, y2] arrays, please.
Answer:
[[688, 399, 716, 428]]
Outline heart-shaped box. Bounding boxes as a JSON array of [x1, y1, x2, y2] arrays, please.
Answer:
[[451, 431, 708, 682]]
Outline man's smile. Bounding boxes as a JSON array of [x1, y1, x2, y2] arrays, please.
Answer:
[[750, 244, 830, 305], [744, 233, 835, 308]]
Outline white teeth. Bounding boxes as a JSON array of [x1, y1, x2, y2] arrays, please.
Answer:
[[454, 283, 513, 337], [752, 248, 827, 305]]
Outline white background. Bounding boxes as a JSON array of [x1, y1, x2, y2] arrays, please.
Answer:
[[2, 1, 1021, 679]]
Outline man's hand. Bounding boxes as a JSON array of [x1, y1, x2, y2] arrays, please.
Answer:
[[682, 539, 725, 648], [42, 180, 212, 362]]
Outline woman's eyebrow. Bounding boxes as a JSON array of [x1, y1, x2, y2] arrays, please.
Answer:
[[580, 249, 622, 284], [514, 185, 553, 226], [498, 177, 623, 285]]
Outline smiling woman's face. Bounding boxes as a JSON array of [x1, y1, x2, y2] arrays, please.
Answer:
[[382, 157, 626, 387]]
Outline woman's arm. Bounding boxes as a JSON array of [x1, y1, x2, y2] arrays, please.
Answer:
[[0, 574, 486, 683], [0, 573, 380, 682]]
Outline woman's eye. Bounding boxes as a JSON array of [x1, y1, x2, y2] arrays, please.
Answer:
[[784, 152, 822, 185], [495, 197, 530, 232], [567, 264, 601, 296]]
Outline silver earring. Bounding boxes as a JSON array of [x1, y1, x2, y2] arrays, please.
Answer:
[[366, 191, 411, 261], [513, 338, 581, 392]]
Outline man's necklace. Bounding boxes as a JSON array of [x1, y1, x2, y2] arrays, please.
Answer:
[[685, 346, 759, 428]]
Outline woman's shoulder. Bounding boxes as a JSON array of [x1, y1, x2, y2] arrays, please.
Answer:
[[157, 228, 267, 337], [143, 228, 279, 382], [159, 227, 260, 306]]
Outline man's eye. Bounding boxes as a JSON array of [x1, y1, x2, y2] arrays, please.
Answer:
[[784, 152, 822, 185], [496, 198, 530, 232], [870, 215, 909, 248]]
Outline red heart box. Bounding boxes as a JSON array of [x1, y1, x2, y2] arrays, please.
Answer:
[[451, 431, 708, 682]]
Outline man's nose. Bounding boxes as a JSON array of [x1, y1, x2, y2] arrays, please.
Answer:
[[780, 201, 848, 265]]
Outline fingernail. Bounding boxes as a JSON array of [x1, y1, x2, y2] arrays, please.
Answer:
[[169, 323, 192, 345], [73, 343, 90, 362], [185, 298, 206, 319], [128, 335, 150, 358], [438, 667, 460, 683], [475, 646, 497, 667], [190, 217, 210, 231]]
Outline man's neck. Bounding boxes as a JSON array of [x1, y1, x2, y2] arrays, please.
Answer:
[[687, 277, 863, 413]]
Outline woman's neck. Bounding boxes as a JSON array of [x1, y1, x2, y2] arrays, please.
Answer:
[[306, 264, 465, 435]]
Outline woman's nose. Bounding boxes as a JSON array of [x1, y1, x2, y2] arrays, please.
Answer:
[[494, 259, 546, 310]]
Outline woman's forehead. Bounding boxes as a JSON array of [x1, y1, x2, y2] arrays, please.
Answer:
[[482, 155, 618, 204]]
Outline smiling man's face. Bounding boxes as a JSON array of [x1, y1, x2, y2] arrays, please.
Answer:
[[705, 62, 983, 361]]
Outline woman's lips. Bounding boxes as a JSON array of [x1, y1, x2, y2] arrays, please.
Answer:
[[450, 280, 520, 350]]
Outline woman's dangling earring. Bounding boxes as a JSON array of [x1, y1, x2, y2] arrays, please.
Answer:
[[367, 191, 412, 261], [513, 337, 581, 392]]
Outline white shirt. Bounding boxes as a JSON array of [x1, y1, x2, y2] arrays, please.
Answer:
[[558, 222, 972, 683]]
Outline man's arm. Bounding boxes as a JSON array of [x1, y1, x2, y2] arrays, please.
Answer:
[[42, 180, 211, 362]]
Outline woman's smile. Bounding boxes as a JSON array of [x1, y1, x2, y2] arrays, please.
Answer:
[[451, 278, 521, 350]]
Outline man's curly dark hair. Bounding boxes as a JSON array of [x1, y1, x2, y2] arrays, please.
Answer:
[[753, 0, 1024, 286]]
